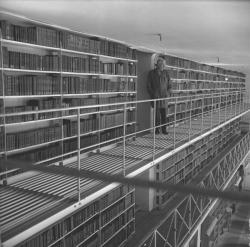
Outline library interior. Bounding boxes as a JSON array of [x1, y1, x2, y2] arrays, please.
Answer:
[[0, 1, 250, 247]]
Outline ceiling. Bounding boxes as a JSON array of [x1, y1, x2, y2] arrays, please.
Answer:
[[0, 0, 249, 83]]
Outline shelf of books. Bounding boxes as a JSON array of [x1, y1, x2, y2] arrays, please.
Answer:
[[130, 125, 250, 247], [1, 181, 135, 247], [0, 13, 138, 169], [0, 12, 137, 247], [0, 11, 248, 247], [155, 118, 241, 208], [157, 54, 246, 126]]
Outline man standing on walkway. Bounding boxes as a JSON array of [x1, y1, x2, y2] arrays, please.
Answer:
[[147, 56, 172, 134]]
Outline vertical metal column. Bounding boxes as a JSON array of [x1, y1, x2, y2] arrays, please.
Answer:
[[245, 90, 248, 112], [210, 93, 213, 129], [98, 56, 102, 151], [201, 94, 204, 133], [59, 41, 64, 166], [77, 108, 81, 202], [154, 230, 157, 247], [97, 102, 101, 152], [224, 92, 227, 122], [0, 229, 2, 247], [123, 102, 127, 176], [234, 91, 237, 116], [174, 210, 177, 247], [153, 100, 156, 161], [246, 90, 248, 112], [188, 96, 192, 141], [173, 97, 177, 149], [242, 89, 244, 112], [219, 91, 222, 124], [196, 224, 201, 247], [228, 92, 233, 116], [0, 30, 7, 183], [238, 90, 241, 114], [247, 91, 249, 111]]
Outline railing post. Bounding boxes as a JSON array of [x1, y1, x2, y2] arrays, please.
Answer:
[[244, 90, 246, 112], [173, 97, 177, 149], [234, 91, 237, 116], [123, 103, 127, 177], [242, 89, 245, 112], [98, 108, 101, 151], [189, 96, 192, 141], [229, 91, 233, 119], [246, 90, 248, 111], [210, 93, 213, 129], [77, 108, 81, 202], [174, 210, 177, 246], [202, 94, 204, 133], [238, 90, 241, 114], [154, 230, 157, 247], [224, 93, 228, 122], [247, 91, 249, 110], [153, 99, 156, 162], [219, 91, 222, 124]]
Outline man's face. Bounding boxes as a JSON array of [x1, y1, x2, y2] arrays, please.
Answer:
[[157, 59, 165, 71]]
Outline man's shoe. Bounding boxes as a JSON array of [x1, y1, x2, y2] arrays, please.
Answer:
[[155, 129, 160, 134], [162, 130, 168, 135]]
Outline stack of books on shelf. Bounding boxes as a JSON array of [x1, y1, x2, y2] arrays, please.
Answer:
[[4, 75, 60, 95], [156, 119, 241, 206]]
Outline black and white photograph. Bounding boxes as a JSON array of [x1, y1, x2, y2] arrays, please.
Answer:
[[0, 0, 250, 246]]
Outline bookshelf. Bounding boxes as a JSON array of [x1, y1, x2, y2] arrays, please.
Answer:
[[1, 169, 135, 247], [0, 11, 248, 247], [160, 54, 245, 128], [0, 13, 137, 167], [136, 52, 245, 141], [0, 12, 137, 247], [155, 119, 241, 207]]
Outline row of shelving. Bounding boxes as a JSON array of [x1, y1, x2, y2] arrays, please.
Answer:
[[172, 81, 244, 90], [164, 58, 245, 79], [0, 95, 136, 123], [0, 13, 138, 171], [0, 35, 245, 80], [0, 11, 247, 247], [0, 68, 137, 78], [156, 119, 240, 206], [0, 75, 136, 96], [15, 185, 135, 247], [141, 132, 250, 247], [0, 123, 136, 154], [171, 78, 245, 83], [0, 39, 137, 63], [0, 91, 242, 122], [172, 89, 243, 93], [0, 43, 245, 83], [165, 94, 243, 123], [4, 124, 136, 164], [1, 48, 137, 75], [0, 94, 243, 162], [0, 92, 136, 99], [0, 20, 137, 59], [0, 97, 242, 153]]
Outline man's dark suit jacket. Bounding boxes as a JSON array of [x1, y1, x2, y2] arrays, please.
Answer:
[[147, 68, 171, 107]]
